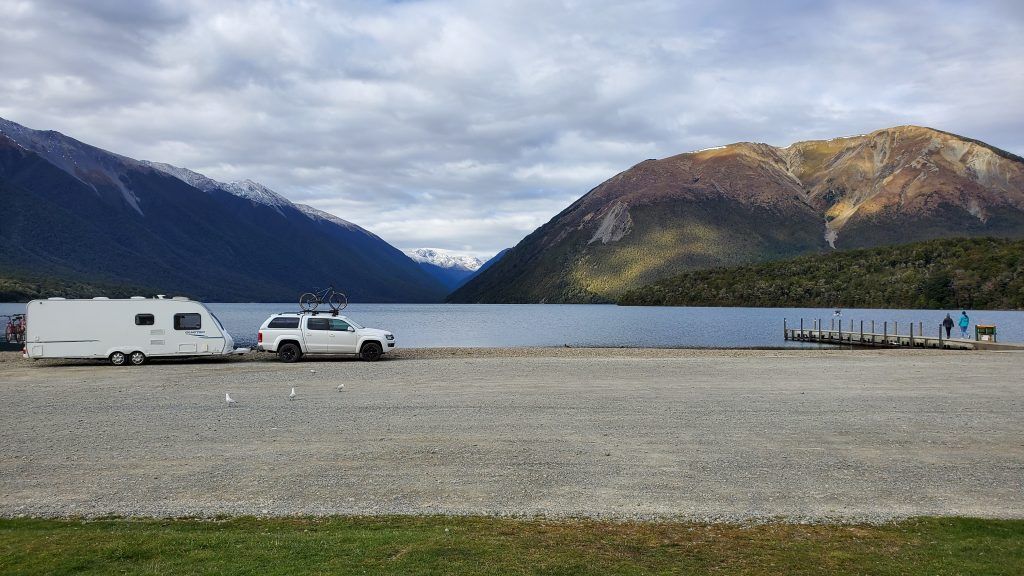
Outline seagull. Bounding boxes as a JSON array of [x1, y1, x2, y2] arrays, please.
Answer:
[[289, 387, 296, 400], [225, 392, 237, 407], [337, 383, 344, 392], [310, 369, 316, 374]]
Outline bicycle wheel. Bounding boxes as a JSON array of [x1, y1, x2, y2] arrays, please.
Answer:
[[299, 292, 320, 311], [328, 291, 347, 311]]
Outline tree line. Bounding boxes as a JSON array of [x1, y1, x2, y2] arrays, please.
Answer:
[[618, 237, 1024, 310]]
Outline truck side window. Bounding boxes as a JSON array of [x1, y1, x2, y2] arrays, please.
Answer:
[[307, 318, 330, 331], [174, 313, 202, 330], [329, 319, 351, 331], [267, 317, 300, 329], [135, 314, 155, 326]]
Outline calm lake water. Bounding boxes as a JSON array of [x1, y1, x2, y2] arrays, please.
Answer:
[[3, 302, 1022, 349]]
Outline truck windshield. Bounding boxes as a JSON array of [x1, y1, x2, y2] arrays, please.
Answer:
[[344, 318, 364, 329]]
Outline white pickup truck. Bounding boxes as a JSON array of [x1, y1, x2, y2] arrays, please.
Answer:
[[256, 312, 395, 362]]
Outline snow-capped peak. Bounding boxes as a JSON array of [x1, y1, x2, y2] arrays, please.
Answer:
[[404, 248, 485, 271]]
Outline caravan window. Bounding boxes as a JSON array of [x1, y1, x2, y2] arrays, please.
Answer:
[[135, 314, 155, 326], [174, 313, 202, 330]]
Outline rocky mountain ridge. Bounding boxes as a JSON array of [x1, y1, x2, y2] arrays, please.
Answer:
[[450, 126, 1024, 303], [0, 117, 447, 302]]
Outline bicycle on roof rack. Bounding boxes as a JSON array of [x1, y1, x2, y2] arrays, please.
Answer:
[[299, 285, 348, 312]]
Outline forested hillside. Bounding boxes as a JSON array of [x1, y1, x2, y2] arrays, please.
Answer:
[[0, 274, 163, 302], [618, 237, 1024, 310]]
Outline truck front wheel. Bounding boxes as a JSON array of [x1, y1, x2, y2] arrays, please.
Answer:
[[359, 342, 383, 361], [278, 343, 302, 363]]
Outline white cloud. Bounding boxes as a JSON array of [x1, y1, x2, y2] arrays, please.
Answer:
[[1, 0, 1022, 257]]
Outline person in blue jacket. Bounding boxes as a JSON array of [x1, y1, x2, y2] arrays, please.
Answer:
[[958, 311, 970, 338]]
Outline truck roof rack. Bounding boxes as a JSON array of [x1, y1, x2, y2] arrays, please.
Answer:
[[279, 309, 342, 316]]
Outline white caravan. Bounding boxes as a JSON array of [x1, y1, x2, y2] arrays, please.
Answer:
[[24, 296, 244, 365]]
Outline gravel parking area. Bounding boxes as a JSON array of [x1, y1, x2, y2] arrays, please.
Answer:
[[1, 348, 1022, 522]]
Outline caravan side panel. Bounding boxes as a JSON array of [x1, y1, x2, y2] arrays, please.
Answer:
[[25, 299, 228, 360]]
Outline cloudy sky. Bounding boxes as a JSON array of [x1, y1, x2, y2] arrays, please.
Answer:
[[2, 0, 1022, 257]]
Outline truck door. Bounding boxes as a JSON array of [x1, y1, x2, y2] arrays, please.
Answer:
[[304, 317, 331, 352], [328, 318, 359, 354]]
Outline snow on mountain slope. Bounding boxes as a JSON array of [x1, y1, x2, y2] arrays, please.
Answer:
[[139, 161, 224, 192], [143, 162, 291, 215], [405, 248, 484, 271], [295, 203, 378, 237], [144, 161, 366, 230], [0, 117, 145, 215], [220, 179, 292, 212]]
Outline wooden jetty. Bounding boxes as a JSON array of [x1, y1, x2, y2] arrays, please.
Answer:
[[783, 318, 1024, 350]]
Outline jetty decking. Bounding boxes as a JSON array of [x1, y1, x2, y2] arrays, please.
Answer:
[[783, 319, 1021, 350]]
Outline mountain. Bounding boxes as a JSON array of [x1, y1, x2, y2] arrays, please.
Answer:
[[474, 248, 510, 276], [619, 237, 1024, 310], [404, 248, 484, 291], [450, 126, 1024, 303], [0, 117, 448, 302]]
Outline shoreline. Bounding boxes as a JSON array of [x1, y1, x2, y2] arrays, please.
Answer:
[[0, 344, 975, 365]]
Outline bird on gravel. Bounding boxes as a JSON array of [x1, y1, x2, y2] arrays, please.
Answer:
[[337, 383, 344, 392], [289, 387, 297, 400], [310, 369, 316, 374], [225, 392, 237, 407]]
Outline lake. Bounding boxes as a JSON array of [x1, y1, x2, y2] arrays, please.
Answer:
[[3, 302, 1021, 349]]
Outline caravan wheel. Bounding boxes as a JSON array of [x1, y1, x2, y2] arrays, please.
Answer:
[[129, 351, 147, 366], [109, 352, 128, 366]]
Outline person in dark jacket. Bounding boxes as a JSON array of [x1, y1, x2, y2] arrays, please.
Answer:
[[942, 314, 954, 338]]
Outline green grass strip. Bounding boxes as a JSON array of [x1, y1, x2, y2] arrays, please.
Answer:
[[1, 516, 1022, 575]]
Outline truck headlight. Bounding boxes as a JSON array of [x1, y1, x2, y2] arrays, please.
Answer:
[[386, 334, 395, 340]]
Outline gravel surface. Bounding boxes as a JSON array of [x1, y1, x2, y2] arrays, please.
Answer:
[[1, 348, 1022, 522]]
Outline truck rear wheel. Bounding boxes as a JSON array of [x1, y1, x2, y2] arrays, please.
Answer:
[[359, 342, 383, 361], [109, 351, 127, 366], [278, 343, 302, 363]]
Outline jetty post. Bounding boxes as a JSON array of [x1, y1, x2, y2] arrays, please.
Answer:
[[884, 321, 888, 344]]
